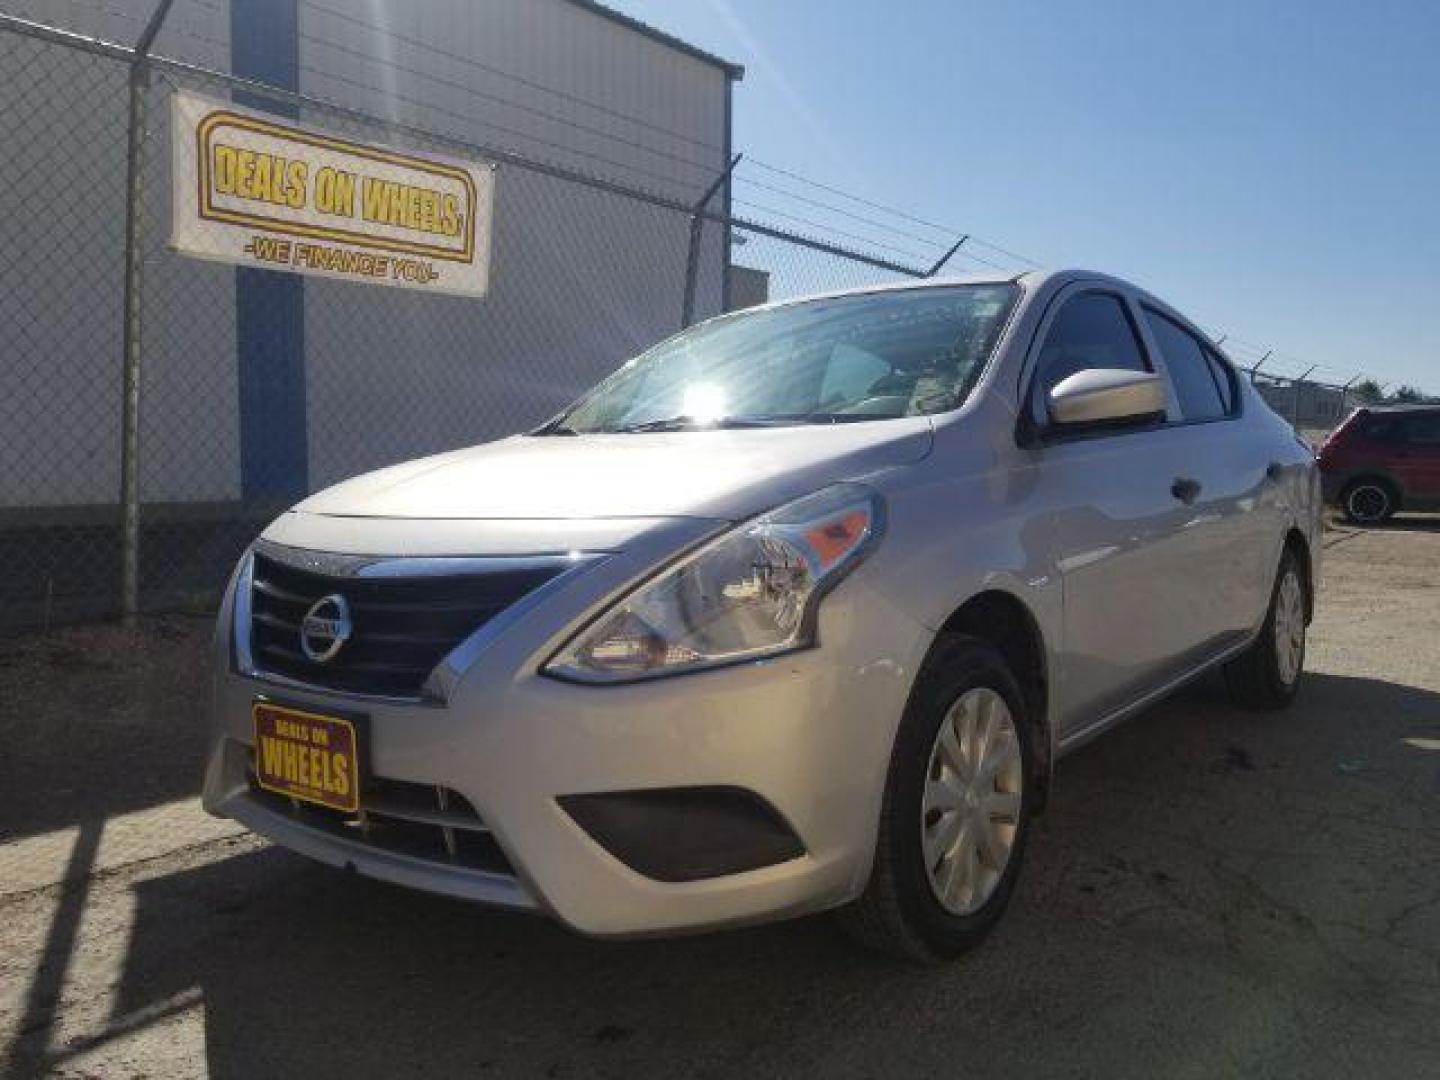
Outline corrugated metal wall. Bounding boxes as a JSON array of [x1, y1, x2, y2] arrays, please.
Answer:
[[4, 0, 731, 508]]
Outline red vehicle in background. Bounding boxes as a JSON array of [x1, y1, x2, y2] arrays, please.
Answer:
[[1318, 405, 1440, 523]]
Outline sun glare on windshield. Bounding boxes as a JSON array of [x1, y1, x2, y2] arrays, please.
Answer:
[[552, 284, 1019, 434]]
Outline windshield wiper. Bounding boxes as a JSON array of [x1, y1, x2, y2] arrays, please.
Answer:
[[789, 411, 900, 424], [727, 410, 902, 426], [564, 409, 907, 435], [607, 415, 789, 433]]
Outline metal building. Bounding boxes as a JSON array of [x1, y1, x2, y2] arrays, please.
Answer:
[[2, 0, 741, 623]]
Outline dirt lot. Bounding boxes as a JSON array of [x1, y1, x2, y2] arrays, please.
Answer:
[[2, 521, 1438, 1079]]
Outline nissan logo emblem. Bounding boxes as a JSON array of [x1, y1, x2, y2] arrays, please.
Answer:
[[300, 594, 353, 662]]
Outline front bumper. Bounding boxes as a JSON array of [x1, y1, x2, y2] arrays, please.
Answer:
[[202, 537, 930, 938]]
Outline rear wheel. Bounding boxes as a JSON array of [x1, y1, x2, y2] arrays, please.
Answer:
[[1225, 548, 1308, 710], [1342, 478, 1396, 524], [839, 636, 1036, 962]]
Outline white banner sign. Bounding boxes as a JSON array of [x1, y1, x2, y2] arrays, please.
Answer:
[[171, 91, 494, 297]]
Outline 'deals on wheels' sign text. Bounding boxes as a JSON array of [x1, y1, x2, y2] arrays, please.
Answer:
[[171, 90, 494, 297]]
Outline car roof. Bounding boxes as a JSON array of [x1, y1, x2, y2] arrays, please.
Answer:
[[743, 267, 1123, 306], [1357, 403, 1439, 414], [737, 268, 1220, 347], [755, 267, 1172, 310]]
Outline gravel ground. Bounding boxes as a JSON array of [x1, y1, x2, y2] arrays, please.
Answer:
[[2, 520, 1437, 1079]]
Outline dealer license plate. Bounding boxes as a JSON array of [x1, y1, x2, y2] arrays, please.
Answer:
[[252, 701, 361, 813]]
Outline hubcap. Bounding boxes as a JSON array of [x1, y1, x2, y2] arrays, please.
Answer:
[[1273, 568, 1306, 685], [920, 687, 1023, 916], [1347, 484, 1388, 522]]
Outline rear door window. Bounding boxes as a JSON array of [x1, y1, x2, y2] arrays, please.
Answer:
[[1143, 309, 1228, 422], [1358, 414, 1400, 441], [1400, 413, 1440, 446]]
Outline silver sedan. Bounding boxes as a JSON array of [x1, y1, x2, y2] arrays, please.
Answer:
[[203, 268, 1320, 960]]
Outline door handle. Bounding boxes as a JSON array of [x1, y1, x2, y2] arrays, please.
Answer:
[[1171, 477, 1202, 504]]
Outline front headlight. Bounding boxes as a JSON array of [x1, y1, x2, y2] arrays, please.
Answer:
[[544, 484, 884, 683]]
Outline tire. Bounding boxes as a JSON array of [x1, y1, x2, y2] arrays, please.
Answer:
[[838, 635, 1037, 962], [1341, 478, 1396, 525], [1224, 548, 1308, 710]]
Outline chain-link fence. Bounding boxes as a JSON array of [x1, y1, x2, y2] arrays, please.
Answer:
[[2, 20, 136, 632], [1, 7, 938, 633], [1247, 372, 1364, 443]]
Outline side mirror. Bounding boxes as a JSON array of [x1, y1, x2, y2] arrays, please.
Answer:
[[1047, 368, 1166, 428]]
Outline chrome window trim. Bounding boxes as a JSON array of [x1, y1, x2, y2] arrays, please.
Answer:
[[233, 545, 609, 706]]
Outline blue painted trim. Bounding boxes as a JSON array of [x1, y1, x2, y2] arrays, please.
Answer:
[[722, 74, 733, 314], [231, 0, 307, 500]]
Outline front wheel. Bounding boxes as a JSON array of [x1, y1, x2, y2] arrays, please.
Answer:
[[838, 636, 1036, 962], [1225, 548, 1308, 710]]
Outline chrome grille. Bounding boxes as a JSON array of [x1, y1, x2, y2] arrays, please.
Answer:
[[247, 547, 569, 698]]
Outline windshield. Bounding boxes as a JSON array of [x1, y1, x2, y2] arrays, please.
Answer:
[[549, 284, 1019, 433]]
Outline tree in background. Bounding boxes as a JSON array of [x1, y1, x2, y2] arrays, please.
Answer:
[[1352, 378, 1384, 402], [1389, 385, 1425, 404]]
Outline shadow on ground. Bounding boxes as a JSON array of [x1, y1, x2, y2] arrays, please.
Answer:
[[0, 616, 212, 842], [9, 672, 1437, 1078]]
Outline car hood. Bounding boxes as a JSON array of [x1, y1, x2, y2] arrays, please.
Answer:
[[292, 419, 933, 523]]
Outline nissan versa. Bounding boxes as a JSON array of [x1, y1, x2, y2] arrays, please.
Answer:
[[203, 269, 1321, 960]]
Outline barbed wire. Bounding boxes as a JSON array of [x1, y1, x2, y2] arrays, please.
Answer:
[[731, 198, 935, 263], [735, 160, 1399, 391]]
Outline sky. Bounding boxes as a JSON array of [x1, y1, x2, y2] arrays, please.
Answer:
[[615, 0, 1439, 393]]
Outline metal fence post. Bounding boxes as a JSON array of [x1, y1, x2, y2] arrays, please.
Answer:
[[118, 0, 176, 623], [1338, 375, 1360, 423], [681, 154, 742, 328], [1292, 364, 1317, 433], [1248, 350, 1271, 385], [924, 235, 969, 278]]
